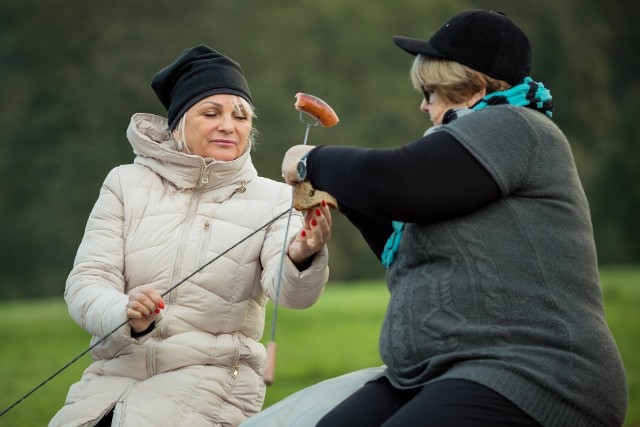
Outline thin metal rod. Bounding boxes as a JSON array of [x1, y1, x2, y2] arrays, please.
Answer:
[[265, 119, 317, 385], [269, 121, 314, 344], [302, 124, 311, 146], [268, 190, 295, 343], [0, 208, 291, 419]]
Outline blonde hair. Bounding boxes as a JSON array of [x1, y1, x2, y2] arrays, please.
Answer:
[[172, 94, 259, 153], [410, 55, 511, 104]]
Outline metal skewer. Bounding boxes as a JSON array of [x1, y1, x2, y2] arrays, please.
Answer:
[[263, 111, 318, 386]]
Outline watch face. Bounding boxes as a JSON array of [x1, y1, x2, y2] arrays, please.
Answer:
[[297, 160, 306, 180]]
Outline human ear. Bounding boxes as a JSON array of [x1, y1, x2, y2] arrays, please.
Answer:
[[467, 88, 487, 107]]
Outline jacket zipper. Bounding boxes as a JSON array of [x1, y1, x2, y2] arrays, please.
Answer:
[[198, 220, 212, 269], [167, 160, 211, 303], [148, 161, 212, 378], [228, 333, 241, 385]]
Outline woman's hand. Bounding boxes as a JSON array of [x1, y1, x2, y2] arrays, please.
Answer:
[[288, 200, 332, 269], [126, 286, 165, 333], [282, 145, 315, 185]]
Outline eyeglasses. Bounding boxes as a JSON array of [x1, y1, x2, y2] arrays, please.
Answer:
[[420, 85, 436, 104]]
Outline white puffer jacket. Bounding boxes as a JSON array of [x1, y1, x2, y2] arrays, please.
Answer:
[[49, 113, 329, 427]]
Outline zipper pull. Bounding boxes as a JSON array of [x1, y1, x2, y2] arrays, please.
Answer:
[[200, 167, 209, 184], [235, 181, 246, 193], [228, 365, 239, 384]]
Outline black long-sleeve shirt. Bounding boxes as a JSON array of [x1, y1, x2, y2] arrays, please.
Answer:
[[305, 131, 501, 259]]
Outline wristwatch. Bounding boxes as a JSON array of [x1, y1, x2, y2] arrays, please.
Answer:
[[296, 151, 310, 182]]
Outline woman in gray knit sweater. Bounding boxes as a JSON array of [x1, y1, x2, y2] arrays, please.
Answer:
[[280, 9, 627, 427]]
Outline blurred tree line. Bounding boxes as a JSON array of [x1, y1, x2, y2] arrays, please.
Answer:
[[1, 0, 638, 299]]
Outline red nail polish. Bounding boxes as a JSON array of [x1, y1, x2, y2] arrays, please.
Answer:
[[301, 230, 306, 237], [321, 200, 327, 207], [158, 302, 165, 309], [315, 208, 321, 216], [155, 308, 160, 314], [311, 219, 317, 227]]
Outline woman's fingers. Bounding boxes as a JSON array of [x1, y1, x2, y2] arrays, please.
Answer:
[[127, 300, 153, 318], [319, 200, 332, 229], [310, 203, 332, 237], [308, 208, 331, 247], [127, 288, 165, 318], [127, 288, 165, 333], [288, 198, 334, 267]]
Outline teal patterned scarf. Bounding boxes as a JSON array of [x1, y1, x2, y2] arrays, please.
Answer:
[[380, 77, 553, 268], [472, 77, 553, 118]]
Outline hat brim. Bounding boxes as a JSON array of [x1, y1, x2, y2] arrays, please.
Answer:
[[393, 35, 447, 59]]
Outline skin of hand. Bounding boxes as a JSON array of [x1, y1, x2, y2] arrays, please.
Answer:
[[127, 286, 165, 333], [288, 201, 332, 269], [280, 144, 331, 268], [281, 145, 316, 186]]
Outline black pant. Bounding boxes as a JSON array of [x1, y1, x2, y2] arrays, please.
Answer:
[[316, 377, 540, 427]]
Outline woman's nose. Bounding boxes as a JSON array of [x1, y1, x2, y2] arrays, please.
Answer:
[[217, 114, 234, 132], [420, 99, 430, 112]]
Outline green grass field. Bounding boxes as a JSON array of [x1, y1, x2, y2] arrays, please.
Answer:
[[0, 267, 637, 426]]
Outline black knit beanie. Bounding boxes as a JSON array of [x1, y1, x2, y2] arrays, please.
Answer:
[[393, 10, 532, 85], [151, 45, 253, 129]]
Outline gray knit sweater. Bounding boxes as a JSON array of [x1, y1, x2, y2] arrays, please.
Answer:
[[381, 106, 627, 427]]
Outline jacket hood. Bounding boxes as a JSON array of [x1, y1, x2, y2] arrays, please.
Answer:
[[126, 113, 257, 191]]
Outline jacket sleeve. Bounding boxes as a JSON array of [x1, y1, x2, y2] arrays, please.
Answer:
[[260, 185, 329, 309], [306, 131, 501, 223], [337, 203, 393, 260], [64, 167, 133, 343]]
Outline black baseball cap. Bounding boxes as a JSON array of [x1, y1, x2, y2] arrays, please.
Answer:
[[393, 10, 531, 85]]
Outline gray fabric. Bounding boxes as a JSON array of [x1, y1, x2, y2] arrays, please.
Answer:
[[381, 106, 627, 427], [240, 367, 385, 427]]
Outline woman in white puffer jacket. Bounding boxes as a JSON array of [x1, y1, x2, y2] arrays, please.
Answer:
[[49, 45, 331, 427]]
